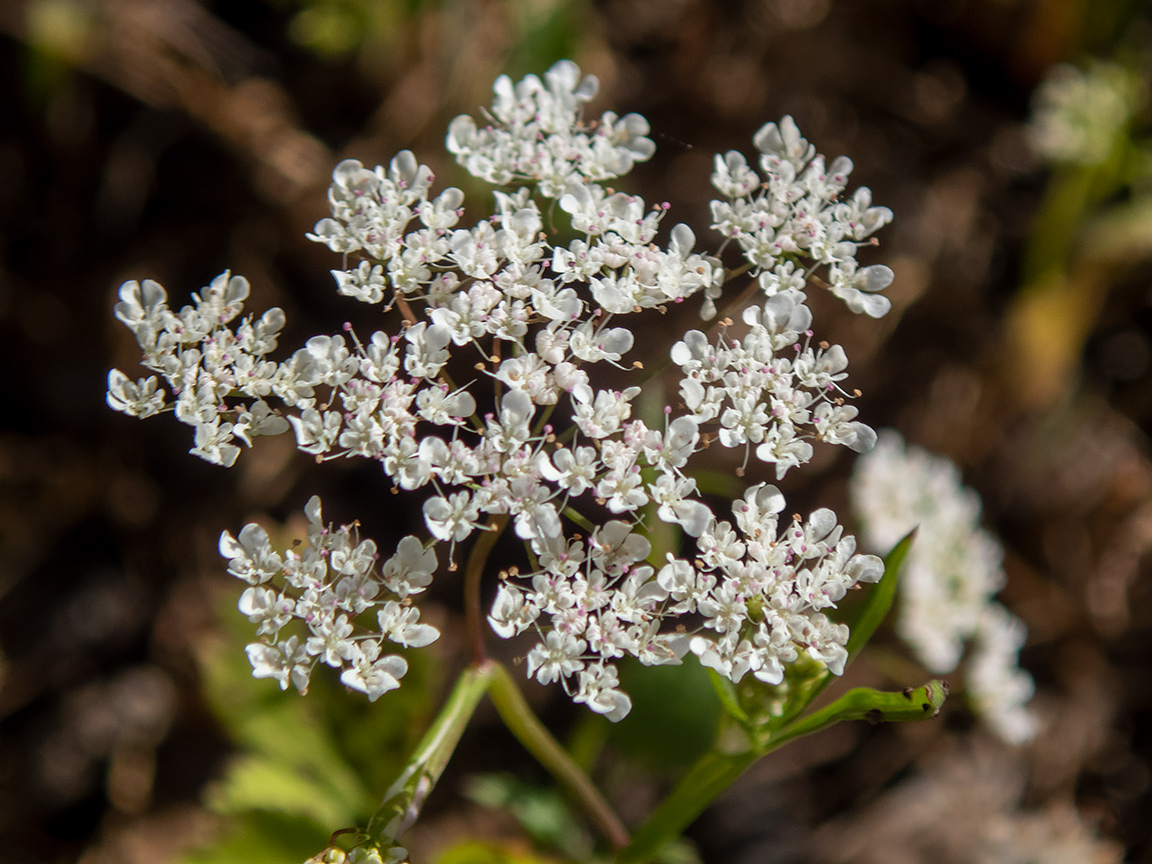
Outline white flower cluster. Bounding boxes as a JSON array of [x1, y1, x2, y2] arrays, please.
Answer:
[[108, 60, 897, 717], [710, 116, 895, 317], [107, 272, 291, 467], [445, 59, 656, 197], [672, 291, 876, 479], [220, 496, 440, 701], [1027, 61, 1140, 166], [491, 484, 882, 721], [850, 431, 1035, 743]]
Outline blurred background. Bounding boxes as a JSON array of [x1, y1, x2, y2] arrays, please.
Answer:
[[2, 0, 1152, 862]]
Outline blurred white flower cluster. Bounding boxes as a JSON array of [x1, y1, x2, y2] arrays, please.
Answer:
[[109, 60, 896, 719], [220, 496, 439, 700], [1027, 61, 1141, 166], [850, 431, 1035, 743]]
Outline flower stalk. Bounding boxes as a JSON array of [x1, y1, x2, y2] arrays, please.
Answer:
[[487, 661, 631, 851]]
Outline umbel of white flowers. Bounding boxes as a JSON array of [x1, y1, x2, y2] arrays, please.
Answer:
[[108, 60, 896, 720], [851, 431, 1036, 744]]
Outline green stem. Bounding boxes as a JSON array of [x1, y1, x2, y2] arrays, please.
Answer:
[[618, 678, 948, 864], [366, 663, 496, 846], [487, 661, 630, 851], [769, 679, 948, 751], [617, 747, 757, 864], [562, 506, 596, 535], [463, 515, 509, 665]]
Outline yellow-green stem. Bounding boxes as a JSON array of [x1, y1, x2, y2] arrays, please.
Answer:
[[487, 661, 630, 851]]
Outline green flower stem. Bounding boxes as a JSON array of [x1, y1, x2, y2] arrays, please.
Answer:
[[487, 661, 631, 851], [769, 679, 948, 751], [617, 748, 757, 864], [618, 679, 948, 864], [463, 515, 510, 665], [562, 506, 596, 535], [366, 663, 496, 847]]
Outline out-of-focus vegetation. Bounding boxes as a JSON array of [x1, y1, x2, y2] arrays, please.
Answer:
[[2, 0, 1152, 862]]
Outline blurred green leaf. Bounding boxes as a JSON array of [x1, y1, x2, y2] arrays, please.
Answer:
[[464, 773, 591, 856], [610, 659, 721, 772], [181, 811, 333, 864], [179, 589, 440, 864], [208, 749, 364, 827], [843, 528, 916, 663], [434, 838, 561, 864]]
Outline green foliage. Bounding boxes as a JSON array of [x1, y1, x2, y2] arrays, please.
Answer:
[[610, 660, 721, 773], [179, 596, 438, 864], [182, 811, 335, 864], [434, 838, 561, 864], [465, 773, 592, 857]]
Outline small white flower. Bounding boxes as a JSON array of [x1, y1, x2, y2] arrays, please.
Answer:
[[106, 370, 166, 418], [423, 490, 482, 543], [377, 601, 439, 648], [246, 636, 310, 692], [220, 523, 283, 584], [526, 630, 587, 686]]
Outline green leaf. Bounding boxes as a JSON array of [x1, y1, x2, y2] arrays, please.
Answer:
[[844, 528, 916, 663], [211, 701, 371, 820], [434, 838, 560, 864], [464, 773, 591, 857], [704, 669, 749, 727], [179, 811, 332, 864], [207, 752, 363, 828]]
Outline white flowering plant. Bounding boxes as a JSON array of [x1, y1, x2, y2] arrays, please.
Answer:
[[851, 431, 1036, 745], [108, 60, 955, 863]]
